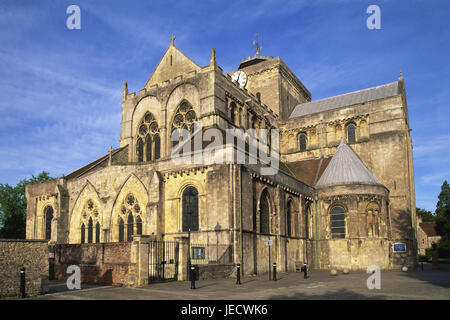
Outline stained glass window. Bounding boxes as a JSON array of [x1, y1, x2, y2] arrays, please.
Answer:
[[182, 186, 199, 232], [260, 189, 270, 234], [347, 123, 356, 144], [44, 206, 53, 240], [299, 133, 307, 152]]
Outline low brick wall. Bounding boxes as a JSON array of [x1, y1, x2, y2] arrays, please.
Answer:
[[54, 242, 135, 286], [0, 239, 49, 297]]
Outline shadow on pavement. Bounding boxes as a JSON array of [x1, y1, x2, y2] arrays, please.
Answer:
[[269, 288, 387, 300], [398, 264, 450, 289]]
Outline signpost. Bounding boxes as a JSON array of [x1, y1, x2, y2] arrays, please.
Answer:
[[268, 238, 272, 280]]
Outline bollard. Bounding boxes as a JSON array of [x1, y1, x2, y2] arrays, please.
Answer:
[[272, 263, 277, 281], [236, 264, 241, 285], [190, 265, 196, 289], [20, 267, 26, 298]]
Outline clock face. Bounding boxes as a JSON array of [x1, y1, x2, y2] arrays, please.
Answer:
[[232, 71, 247, 88]]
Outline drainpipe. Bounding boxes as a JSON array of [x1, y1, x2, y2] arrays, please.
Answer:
[[314, 195, 320, 269]]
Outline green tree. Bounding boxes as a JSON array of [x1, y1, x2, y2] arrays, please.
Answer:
[[0, 171, 52, 239], [417, 207, 435, 222], [435, 180, 450, 248]]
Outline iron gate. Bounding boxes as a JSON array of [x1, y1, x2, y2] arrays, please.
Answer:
[[148, 240, 179, 282]]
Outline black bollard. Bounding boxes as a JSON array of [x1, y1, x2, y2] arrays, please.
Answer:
[[20, 267, 26, 298], [272, 263, 277, 281], [190, 265, 196, 289], [236, 264, 241, 285], [303, 263, 308, 279]]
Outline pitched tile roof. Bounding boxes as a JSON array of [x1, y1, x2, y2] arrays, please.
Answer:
[[289, 81, 399, 119], [420, 222, 440, 237], [285, 156, 331, 186], [315, 139, 382, 188]]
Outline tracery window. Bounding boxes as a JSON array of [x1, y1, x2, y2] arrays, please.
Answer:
[[299, 133, 307, 152], [80, 200, 101, 243], [137, 112, 160, 162], [118, 194, 143, 242], [182, 186, 199, 232], [44, 206, 53, 240], [346, 123, 356, 144], [171, 101, 197, 149], [330, 206, 346, 239], [260, 189, 270, 234]]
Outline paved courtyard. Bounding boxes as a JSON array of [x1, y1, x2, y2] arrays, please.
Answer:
[[31, 264, 450, 300]]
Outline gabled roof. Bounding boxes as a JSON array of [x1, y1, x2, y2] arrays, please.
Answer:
[[286, 156, 331, 186], [315, 139, 382, 188], [289, 81, 399, 119], [420, 222, 440, 237]]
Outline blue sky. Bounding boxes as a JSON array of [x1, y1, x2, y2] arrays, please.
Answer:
[[0, 0, 449, 212]]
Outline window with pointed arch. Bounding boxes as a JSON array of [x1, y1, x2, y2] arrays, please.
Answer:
[[44, 206, 53, 240], [80, 200, 101, 243], [346, 123, 356, 144], [182, 186, 199, 232], [171, 101, 197, 150], [118, 194, 143, 242], [137, 112, 160, 162], [260, 189, 270, 234], [286, 199, 293, 237], [330, 206, 346, 239], [298, 133, 307, 152], [366, 203, 381, 237]]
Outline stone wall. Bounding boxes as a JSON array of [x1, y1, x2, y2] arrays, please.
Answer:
[[54, 242, 135, 286], [0, 239, 49, 297]]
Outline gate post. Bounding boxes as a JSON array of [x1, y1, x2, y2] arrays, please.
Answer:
[[133, 235, 152, 287], [176, 237, 189, 281]]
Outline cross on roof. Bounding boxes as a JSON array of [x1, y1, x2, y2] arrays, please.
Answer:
[[170, 35, 176, 45]]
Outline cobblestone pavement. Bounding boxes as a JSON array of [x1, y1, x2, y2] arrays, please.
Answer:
[[30, 265, 450, 300]]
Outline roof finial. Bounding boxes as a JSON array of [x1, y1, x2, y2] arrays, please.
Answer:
[[210, 48, 216, 67], [170, 35, 176, 46], [399, 69, 404, 80], [252, 33, 262, 56], [122, 81, 128, 102]]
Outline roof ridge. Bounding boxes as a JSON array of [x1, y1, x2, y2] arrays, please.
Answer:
[[297, 81, 398, 106]]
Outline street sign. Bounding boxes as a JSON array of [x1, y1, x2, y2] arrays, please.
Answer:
[[393, 243, 406, 252], [267, 240, 273, 246]]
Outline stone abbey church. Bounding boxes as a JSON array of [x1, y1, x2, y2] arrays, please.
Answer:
[[26, 37, 417, 276]]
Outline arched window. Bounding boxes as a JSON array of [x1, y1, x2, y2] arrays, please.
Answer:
[[230, 102, 236, 124], [80, 199, 101, 243], [137, 112, 160, 161], [286, 199, 293, 237], [137, 138, 144, 162], [146, 135, 152, 161], [260, 189, 270, 234], [299, 133, 307, 152], [127, 213, 134, 242], [118, 218, 124, 242], [136, 216, 142, 235], [81, 223, 85, 244], [171, 102, 197, 150], [88, 217, 93, 243], [154, 134, 161, 160], [95, 222, 100, 243], [182, 186, 199, 232], [330, 206, 346, 239], [347, 123, 356, 144], [44, 206, 53, 240]]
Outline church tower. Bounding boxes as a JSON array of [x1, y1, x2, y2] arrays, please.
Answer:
[[229, 34, 312, 120]]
